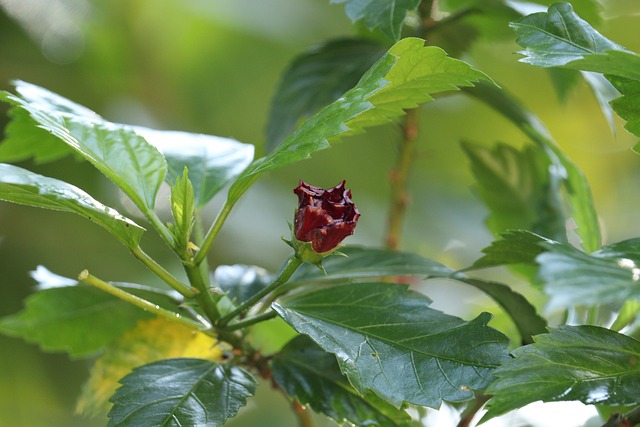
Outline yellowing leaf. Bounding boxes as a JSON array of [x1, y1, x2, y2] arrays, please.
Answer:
[[76, 317, 222, 417]]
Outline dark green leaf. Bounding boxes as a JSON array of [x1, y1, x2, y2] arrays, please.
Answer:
[[273, 282, 510, 408], [168, 168, 195, 252], [464, 82, 601, 252], [608, 76, 640, 139], [0, 163, 143, 248], [537, 239, 640, 310], [468, 230, 553, 271], [267, 38, 385, 152], [108, 358, 256, 427], [462, 142, 566, 241], [132, 126, 254, 207], [272, 336, 411, 427], [483, 326, 640, 422], [214, 264, 273, 304], [290, 246, 453, 283], [229, 37, 493, 204], [2, 82, 168, 216], [331, 0, 421, 41], [0, 285, 154, 358]]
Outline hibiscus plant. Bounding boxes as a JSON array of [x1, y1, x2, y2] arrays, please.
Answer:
[[1, 2, 640, 427]]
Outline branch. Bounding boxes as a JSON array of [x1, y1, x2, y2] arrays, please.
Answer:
[[602, 406, 640, 427]]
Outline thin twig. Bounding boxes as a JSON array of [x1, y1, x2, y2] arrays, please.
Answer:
[[457, 394, 491, 427], [293, 401, 314, 427], [601, 405, 640, 427]]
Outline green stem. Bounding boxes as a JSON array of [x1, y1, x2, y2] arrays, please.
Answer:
[[131, 246, 196, 298], [78, 270, 205, 330], [194, 200, 234, 266], [184, 264, 221, 323], [147, 210, 175, 249], [218, 256, 303, 325], [220, 311, 278, 332]]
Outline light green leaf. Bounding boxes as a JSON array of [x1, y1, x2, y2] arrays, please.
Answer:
[[462, 142, 566, 242], [229, 37, 493, 203], [608, 76, 640, 140], [2, 81, 168, 217], [290, 245, 453, 283], [273, 282, 510, 408], [108, 358, 256, 427], [272, 335, 412, 427], [168, 168, 195, 253], [132, 126, 254, 207], [330, 0, 421, 41], [266, 38, 385, 152], [511, 2, 640, 81], [0, 285, 154, 358], [483, 326, 640, 422], [464, 82, 601, 252], [0, 163, 143, 248], [467, 229, 552, 271]]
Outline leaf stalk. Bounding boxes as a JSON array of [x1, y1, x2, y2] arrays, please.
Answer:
[[131, 246, 196, 298]]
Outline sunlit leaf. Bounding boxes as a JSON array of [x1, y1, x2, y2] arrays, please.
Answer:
[[274, 282, 510, 408], [608, 76, 640, 139], [330, 0, 421, 41], [272, 336, 412, 427], [0, 163, 143, 248], [483, 326, 640, 422], [229, 37, 493, 203], [467, 230, 551, 271], [77, 317, 222, 417], [108, 358, 256, 427], [168, 168, 195, 253]]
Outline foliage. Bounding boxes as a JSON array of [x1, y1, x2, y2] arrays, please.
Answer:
[[1, 1, 640, 427]]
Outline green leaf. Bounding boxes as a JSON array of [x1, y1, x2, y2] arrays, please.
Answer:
[[168, 168, 195, 253], [462, 142, 566, 241], [0, 163, 143, 248], [608, 76, 640, 139], [290, 245, 453, 283], [468, 229, 554, 271], [272, 335, 412, 427], [214, 264, 273, 305], [510, 3, 640, 80], [537, 238, 640, 310], [132, 126, 254, 207], [266, 38, 386, 152], [464, 82, 601, 252], [2, 82, 168, 217], [229, 37, 493, 203], [0, 285, 154, 358], [330, 0, 421, 41], [483, 325, 640, 422], [273, 282, 510, 408], [108, 358, 256, 427]]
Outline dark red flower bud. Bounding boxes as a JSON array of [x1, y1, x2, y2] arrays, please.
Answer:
[[293, 180, 360, 253]]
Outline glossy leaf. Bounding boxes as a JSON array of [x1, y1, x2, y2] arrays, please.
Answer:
[[537, 239, 640, 310], [272, 335, 412, 427], [214, 264, 273, 305], [290, 245, 453, 283], [108, 358, 256, 427], [228, 37, 493, 203], [483, 326, 640, 422], [464, 82, 601, 252], [274, 282, 510, 408], [330, 0, 421, 41], [267, 38, 385, 152], [462, 142, 566, 241], [132, 126, 254, 207], [0, 285, 153, 358], [0, 163, 143, 248], [168, 168, 195, 253], [2, 82, 168, 217], [77, 317, 222, 416]]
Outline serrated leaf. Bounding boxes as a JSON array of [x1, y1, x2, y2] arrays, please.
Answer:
[[272, 335, 412, 427], [108, 358, 256, 427], [608, 76, 640, 139], [214, 264, 272, 305], [483, 325, 640, 422], [511, 2, 640, 80], [228, 37, 493, 203], [0, 163, 143, 248], [462, 142, 566, 241], [0, 285, 153, 358], [267, 38, 385, 152], [468, 230, 552, 271], [290, 245, 453, 283], [2, 82, 168, 217], [77, 317, 222, 417], [273, 282, 510, 408], [132, 126, 254, 207], [331, 0, 421, 41], [168, 168, 195, 252], [464, 82, 601, 252], [537, 238, 640, 310]]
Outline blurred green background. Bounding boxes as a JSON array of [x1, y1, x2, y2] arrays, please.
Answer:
[[1, 1, 639, 426]]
